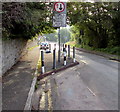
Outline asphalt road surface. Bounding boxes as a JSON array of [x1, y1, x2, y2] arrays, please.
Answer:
[[75, 49, 118, 110], [43, 41, 118, 110]]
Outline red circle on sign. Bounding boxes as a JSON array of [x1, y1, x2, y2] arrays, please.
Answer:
[[54, 2, 65, 13]]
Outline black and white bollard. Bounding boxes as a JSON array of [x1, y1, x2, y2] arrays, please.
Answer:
[[68, 45, 70, 58], [54, 44, 56, 50], [53, 49, 56, 69], [65, 44, 67, 55], [49, 44, 51, 51], [73, 47, 75, 63], [63, 48, 67, 66], [41, 51, 45, 74], [63, 44, 64, 50]]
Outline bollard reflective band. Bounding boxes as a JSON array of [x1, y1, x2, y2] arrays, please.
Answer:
[[42, 66, 45, 73], [73, 58, 76, 63], [64, 61, 66, 66], [64, 52, 67, 56]]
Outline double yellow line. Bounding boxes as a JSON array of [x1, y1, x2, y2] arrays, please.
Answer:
[[36, 53, 42, 76]]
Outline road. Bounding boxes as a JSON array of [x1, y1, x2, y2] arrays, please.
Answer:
[[38, 41, 118, 110], [75, 49, 118, 109], [49, 42, 118, 109]]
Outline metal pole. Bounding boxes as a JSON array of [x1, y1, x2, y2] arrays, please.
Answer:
[[53, 49, 56, 69], [73, 47, 75, 63], [63, 48, 67, 66], [49, 44, 51, 51], [68, 45, 70, 58], [41, 51, 45, 74], [58, 27, 60, 62]]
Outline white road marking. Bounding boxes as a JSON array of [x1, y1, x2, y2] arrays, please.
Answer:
[[87, 87, 96, 96]]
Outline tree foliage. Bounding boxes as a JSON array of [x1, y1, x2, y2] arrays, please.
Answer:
[[67, 2, 120, 49], [45, 28, 71, 43], [45, 32, 58, 42], [2, 2, 54, 39]]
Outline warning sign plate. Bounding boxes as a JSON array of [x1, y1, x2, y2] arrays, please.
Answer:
[[53, 2, 66, 14], [53, 14, 66, 27]]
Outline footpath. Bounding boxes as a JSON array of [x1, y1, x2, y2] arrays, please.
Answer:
[[2, 41, 78, 111], [2, 40, 39, 110]]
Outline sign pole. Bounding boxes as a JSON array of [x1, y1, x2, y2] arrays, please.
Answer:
[[58, 27, 60, 62], [53, 2, 66, 62]]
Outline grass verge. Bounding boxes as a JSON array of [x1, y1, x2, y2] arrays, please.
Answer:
[[66, 41, 120, 57]]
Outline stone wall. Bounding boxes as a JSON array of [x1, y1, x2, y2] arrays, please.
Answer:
[[2, 38, 27, 75]]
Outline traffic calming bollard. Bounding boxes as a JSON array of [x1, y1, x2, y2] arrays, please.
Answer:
[[63, 48, 67, 66], [58, 49, 61, 62], [53, 49, 56, 69], [49, 44, 51, 51], [54, 44, 56, 50], [73, 47, 75, 63], [65, 44, 67, 50], [41, 51, 45, 74], [68, 45, 70, 58], [63, 44, 64, 50]]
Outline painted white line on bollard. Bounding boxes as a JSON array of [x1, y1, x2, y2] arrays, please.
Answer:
[[73, 58, 76, 63], [64, 60, 66, 66], [42, 66, 45, 74]]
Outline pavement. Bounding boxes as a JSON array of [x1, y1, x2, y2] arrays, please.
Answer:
[[2, 40, 39, 110], [2, 41, 78, 111]]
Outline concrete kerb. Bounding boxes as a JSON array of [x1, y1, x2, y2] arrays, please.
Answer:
[[24, 53, 41, 111], [37, 46, 79, 80], [24, 46, 79, 110], [76, 48, 120, 62], [37, 61, 79, 80]]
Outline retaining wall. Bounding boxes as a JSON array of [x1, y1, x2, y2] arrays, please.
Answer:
[[1, 38, 27, 75]]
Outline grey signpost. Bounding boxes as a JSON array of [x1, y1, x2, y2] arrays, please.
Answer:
[[53, 2, 66, 62]]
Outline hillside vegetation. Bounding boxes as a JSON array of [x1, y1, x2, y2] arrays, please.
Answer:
[[67, 2, 120, 55]]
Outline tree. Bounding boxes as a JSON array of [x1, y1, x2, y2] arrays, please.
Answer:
[[60, 28, 71, 43], [2, 2, 55, 39], [67, 2, 120, 49]]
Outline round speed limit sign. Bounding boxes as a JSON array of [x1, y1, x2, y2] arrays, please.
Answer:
[[54, 2, 65, 13]]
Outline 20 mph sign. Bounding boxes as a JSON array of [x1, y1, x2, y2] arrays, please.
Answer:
[[54, 2, 65, 13]]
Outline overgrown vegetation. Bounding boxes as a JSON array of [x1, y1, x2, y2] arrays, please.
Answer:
[[2, 2, 54, 39], [67, 2, 120, 55], [2, 2, 120, 55]]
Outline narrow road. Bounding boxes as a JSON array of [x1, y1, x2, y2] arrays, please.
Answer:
[[48, 42, 118, 109], [75, 49, 118, 110], [38, 42, 118, 110]]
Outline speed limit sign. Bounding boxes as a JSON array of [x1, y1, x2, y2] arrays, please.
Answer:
[[54, 2, 66, 13]]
